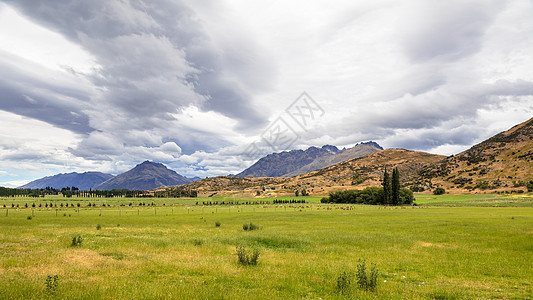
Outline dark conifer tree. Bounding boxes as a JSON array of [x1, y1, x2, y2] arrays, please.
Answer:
[[382, 168, 391, 204], [392, 167, 400, 205]]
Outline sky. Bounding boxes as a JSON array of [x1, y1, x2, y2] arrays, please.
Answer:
[[1, 0, 532, 187]]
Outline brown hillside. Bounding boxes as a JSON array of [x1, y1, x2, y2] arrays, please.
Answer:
[[417, 117, 533, 193], [174, 149, 444, 197], [179, 176, 288, 198], [282, 149, 445, 195]]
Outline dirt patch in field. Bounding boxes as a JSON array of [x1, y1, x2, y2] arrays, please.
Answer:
[[418, 242, 446, 248], [63, 249, 112, 270]]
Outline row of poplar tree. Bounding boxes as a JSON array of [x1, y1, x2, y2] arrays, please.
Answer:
[[321, 167, 414, 205]]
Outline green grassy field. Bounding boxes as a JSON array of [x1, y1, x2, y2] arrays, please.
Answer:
[[0, 195, 532, 299]]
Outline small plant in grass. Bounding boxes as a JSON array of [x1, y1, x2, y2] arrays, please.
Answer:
[[336, 271, 351, 295], [215, 221, 221, 227], [356, 259, 378, 292], [45, 275, 59, 294], [71, 235, 83, 247], [193, 239, 204, 246], [242, 222, 261, 231], [27, 216, 32, 220], [96, 224, 102, 230], [236, 246, 260, 265]]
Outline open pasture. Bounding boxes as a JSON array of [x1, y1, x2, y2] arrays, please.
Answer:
[[0, 195, 532, 299]]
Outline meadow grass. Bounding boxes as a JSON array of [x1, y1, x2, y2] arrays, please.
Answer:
[[0, 195, 532, 299], [416, 193, 533, 207]]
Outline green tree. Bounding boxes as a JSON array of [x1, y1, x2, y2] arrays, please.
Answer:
[[382, 168, 391, 204], [392, 167, 400, 205]]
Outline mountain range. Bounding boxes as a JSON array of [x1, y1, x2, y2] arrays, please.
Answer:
[[173, 117, 533, 197], [18, 161, 192, 191], [18, 172, 113, 190], [236, 141, 382, 177], [16, 118, 533, 194]]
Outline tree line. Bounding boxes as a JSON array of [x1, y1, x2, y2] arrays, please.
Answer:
[[321, 167, 414, 205], [0, 186, 198, 198]]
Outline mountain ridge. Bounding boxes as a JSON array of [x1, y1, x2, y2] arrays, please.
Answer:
[[415, 117, 533, 192], [18, 171, 113, 190], [236, 141, 382, 178], [94, 161, 191, 190]]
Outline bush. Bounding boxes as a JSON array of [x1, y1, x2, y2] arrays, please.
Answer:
[[433, 187, 446, 195], [71, 235, 83, 247], [236, 246, 260, 265], [243, 222, 260, 231], [336, 271, 351, 295], [96, 224, 102, 230], [356, 259, 378, 292], [45, 275, 59, 294], [215, 221, 221, 227], [27, 216, 32, 220]]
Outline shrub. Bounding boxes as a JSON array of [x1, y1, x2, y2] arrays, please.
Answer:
[[27, 216, 32, 220], [433, 187, 446, 195], [45, 275, 59, 294], [193, 239, 204, 246], [96, 224, 102, 230], [243, 222, 260, 231], [215, 221, 221, 227], [356, 259, 378, 292], [236, 246, 260, 265], [336, 271, 351, 295], [71, 235, 83, 247]]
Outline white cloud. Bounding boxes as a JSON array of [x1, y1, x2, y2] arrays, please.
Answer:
[[0, 180, 31, 188], [0, 4, 97, 73]]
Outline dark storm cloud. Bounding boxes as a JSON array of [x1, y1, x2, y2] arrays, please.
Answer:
[[4, 0, 271, 132], [0, 52, 93, 134]]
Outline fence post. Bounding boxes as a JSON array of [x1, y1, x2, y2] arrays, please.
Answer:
[[32, 209, 34, 217], [5, 209, 7, 216], [138, 209, 139, 216], [56, 209, 58, 217]]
